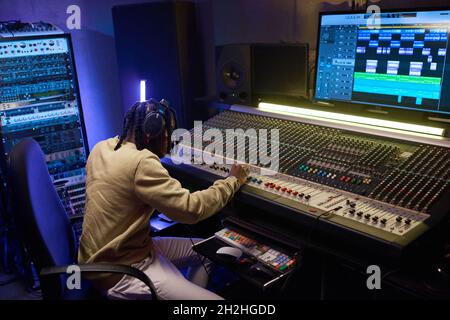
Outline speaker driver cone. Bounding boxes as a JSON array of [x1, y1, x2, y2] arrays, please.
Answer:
[[221, 61, 244, 89]]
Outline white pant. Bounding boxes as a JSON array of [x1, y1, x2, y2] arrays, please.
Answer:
[[106, 237, 223, 300]]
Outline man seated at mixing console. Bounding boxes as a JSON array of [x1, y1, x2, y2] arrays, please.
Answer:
[[78, 99, 249, 300]]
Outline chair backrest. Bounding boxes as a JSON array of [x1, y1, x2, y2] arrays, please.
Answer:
[[8, 138, 76, 298]]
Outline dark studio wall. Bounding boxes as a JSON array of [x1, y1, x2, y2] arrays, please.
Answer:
[[1, 0, 449, 149]]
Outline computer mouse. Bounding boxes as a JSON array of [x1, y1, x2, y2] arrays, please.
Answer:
[[216, 246, 243, 260]]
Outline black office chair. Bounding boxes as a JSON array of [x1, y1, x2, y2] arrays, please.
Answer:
[[8, 138, 157, 300]]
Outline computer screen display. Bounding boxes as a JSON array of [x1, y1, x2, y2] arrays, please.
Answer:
[[315, 9, 450, 115], [253, 44, 308, 98]]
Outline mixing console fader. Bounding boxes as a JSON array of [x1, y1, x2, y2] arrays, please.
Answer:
[[165, 109, 450, 255], [0, 34, 88, 220]]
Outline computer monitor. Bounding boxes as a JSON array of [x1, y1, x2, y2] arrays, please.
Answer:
[[314, 9, 450, 116], [252, 43, 308, 100]]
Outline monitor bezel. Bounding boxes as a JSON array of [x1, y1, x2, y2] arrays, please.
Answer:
[[313, 7, 450, 125], [0, 33, 90, 156]]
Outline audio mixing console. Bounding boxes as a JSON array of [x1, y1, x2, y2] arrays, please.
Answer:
[[0, 35, 88, 219], [164, 108, 450, 255]]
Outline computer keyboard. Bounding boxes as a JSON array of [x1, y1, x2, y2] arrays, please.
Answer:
[[215, 228, 297, 272]]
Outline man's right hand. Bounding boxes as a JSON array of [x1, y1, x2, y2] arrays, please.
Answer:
[[229, 164, 250, 186]]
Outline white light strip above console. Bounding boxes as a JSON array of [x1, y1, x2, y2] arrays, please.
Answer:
[[258, 102, 446, 137]]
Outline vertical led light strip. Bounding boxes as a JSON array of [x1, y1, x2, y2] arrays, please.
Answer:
[[140, 80, 146, 102], [258, 102, 446, 136]]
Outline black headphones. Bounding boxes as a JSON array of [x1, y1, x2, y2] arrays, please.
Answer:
[[142, 98, 177, 140]]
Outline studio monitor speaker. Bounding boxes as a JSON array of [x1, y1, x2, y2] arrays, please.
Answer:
[[215, 44, 251, 105], [215, 43, 309, 106]]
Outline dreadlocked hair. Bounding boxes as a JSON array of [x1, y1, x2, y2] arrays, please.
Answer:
[[114, 102, 140, 151], [134, 101, 149, 150], [114, 99, 172, 154]]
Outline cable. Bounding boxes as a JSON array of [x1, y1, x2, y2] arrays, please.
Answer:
[[371, 267, 400, 300], [0, 20, 26, 37], [306, 206, 342, 249], [183, 225, 210, 277], [279, 206, 341, 295], [0, 23, 14, 37], [381, 268, 401, 282], [280, 206, 338, 296], [280, 251, 301, 293]]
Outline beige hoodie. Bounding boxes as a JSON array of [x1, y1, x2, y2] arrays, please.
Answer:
[[78, 137, 239, 288]]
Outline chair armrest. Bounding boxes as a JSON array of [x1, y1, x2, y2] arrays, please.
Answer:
[[40, 263, 158, 300]]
